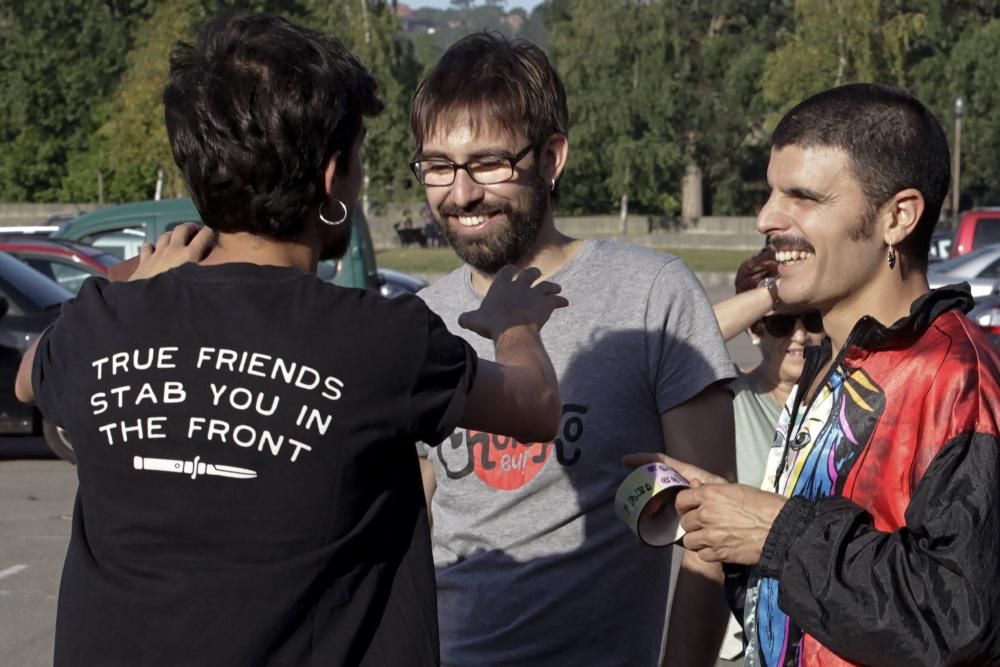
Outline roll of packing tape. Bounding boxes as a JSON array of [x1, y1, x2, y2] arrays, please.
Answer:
[[615, 462, 690, 547]]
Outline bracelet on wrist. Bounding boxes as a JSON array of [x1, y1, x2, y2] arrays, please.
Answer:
[[758, 276, 780, 306]]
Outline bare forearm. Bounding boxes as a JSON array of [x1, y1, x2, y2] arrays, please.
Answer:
[[492, 324, 560, 439], [14, 337, 40, 404], [663, 551, 729, 667], [418, 457, 436, 527], [461, 324, 561, 443], [661, 384, 736, 482], [712, 286, 773, 342]]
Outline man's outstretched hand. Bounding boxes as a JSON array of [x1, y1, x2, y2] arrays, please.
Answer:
[[458, 265, 568, 340]]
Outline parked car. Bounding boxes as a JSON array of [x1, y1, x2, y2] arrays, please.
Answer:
[[0, 225, 61, 236], [928, 231, 953, 263], [377, 267, 428, 298], [0, 251, 75, 461], [52, 198, 379, 290], [927, 245, 1000, 297], [0, 237, 120, 294], [967, 292, 1000, 349], [951, 208, 1000, 257]]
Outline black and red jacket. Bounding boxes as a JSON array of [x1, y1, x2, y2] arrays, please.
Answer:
[[742, 286, 1000, 666]]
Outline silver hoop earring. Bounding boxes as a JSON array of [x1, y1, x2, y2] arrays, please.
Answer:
[[319, 199, 348, 226], [887, 242, 896, 270], [550, 178, 556, 192]]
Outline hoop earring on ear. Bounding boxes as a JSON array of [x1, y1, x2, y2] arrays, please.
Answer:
[[887, 242, 896, 270], [319, 199, 348, 226], [550, 178, 556, 192]]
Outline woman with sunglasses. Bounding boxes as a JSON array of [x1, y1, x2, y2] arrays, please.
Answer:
[[712, 246, 825, 666]]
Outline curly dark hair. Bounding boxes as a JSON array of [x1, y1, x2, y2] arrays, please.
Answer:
[[164, 14, 383, 240], [735, 246, 778, 295]]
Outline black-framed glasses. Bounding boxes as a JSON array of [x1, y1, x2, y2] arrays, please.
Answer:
[[761, 310, 824, 338], [409, 143, 536, 186]]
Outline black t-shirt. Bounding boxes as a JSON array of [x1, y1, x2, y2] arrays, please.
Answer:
[[33, 263, 476, 666]]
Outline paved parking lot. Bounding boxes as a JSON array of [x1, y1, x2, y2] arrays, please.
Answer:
[[0, 437, 74, 667]]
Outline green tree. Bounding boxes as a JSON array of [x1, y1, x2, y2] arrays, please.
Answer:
[[546, 0, 789, 216], [945, 19, 1000, 204], [305, 0, 423, 209], [905, 2, 1000, 208], [62, 0, 201, 202], [762, 0, 926, 114], [681, 1, 792, 215], [61, 0, 308, 203], [547, 0, 683, 216], [0, 0, 156, 201]]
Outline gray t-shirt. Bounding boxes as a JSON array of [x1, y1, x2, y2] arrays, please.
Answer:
[[418, 239, 735, 666]]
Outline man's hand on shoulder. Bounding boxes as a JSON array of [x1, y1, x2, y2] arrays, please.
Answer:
[[123, 224, 216, 282]]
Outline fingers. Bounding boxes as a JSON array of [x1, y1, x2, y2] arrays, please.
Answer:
[[169, 222, 201, 244], [659, 456, 721, 485], [494, 265, 517, 282], [680, 533, 724, 562], [550, 295, 569, 310], [675, 487, 703, 515], [128, 223, 213, 282], [514, 266, 542, 284], [534, 280, 561, 295], [186, 225, 217, 257]]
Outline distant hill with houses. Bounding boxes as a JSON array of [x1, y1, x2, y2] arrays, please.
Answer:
[[395, 2, 550, 63]]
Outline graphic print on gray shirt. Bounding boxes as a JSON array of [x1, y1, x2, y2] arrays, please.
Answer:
[[418, 239, 735, 667]]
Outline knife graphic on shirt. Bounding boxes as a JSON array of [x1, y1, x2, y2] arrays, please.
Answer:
[[132, 455, 258, 480]]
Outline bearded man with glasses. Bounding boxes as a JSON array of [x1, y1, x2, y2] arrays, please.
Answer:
[[409, 31, 737, 667]]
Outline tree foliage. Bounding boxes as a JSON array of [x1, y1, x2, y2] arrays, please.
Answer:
[[546, 0, 788, 216], [762, 0, 926, 115], [304, 1, 423, 210], [0, 0, 155, 201], [3, 0, 1000, 213], [946, 19, 1000, 204]]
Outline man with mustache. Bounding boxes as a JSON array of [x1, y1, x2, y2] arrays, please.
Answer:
[[409, 32, 737, 667], [630, 83, 1000, 666]]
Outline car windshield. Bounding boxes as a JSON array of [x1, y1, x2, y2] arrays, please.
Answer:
[[88, 251, 122, 267], [931, 245, 1000, 273], [0, 251, 73, 309]]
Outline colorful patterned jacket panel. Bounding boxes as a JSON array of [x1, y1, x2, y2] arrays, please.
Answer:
[[747, 287, 1000, 667]]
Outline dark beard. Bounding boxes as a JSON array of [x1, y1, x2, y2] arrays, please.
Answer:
[[435, 171, 549, 274]]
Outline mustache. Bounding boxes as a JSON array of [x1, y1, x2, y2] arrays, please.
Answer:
[[768, 234, 816, 254], [438, 202, 509, 217]]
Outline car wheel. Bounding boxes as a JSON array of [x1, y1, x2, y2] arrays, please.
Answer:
[[42, 420, 76, 464]]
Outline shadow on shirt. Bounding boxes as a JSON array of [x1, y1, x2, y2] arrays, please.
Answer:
[[427, 326, 733, 667]]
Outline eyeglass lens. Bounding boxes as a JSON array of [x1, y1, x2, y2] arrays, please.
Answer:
[[419, 160, 513, 186]]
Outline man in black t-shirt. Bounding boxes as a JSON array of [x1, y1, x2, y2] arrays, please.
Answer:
[[15, 14, 565, 667]]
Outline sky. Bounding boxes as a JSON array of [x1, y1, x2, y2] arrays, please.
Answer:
[[410, 1, 543, 11]]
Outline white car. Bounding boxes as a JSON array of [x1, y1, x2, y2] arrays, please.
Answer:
[[927, 245, 1000, 297]]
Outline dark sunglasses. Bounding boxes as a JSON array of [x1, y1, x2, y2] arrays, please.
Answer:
[[761, 310, 824, 338]]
